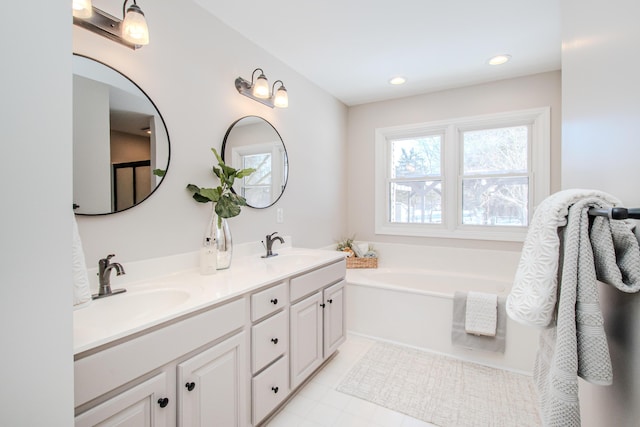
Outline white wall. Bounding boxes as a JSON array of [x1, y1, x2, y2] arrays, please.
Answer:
[[74, 0, 348, 265], [561, 1, 640, 425], [74, 75, 111, 212], [347, 71, 562, 251], [0, 1, 73, 425]]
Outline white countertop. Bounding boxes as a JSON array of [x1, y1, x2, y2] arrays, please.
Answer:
[[74, 247, 345, 355]]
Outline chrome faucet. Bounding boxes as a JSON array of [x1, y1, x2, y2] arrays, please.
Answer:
[[93, 254, 127, 299], [262, 232, 284, 258]]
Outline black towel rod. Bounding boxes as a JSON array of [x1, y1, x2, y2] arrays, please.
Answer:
[[588, 207, 640, 220]]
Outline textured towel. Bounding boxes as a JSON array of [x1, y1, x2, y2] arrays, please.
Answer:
[[72, 212, 91, 307], [507, 190, 640, 427], [452, 292, 506, 353], [465, 292, 498, 336], [506, 189, 622, 328]]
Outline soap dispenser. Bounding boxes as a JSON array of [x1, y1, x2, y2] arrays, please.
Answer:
[[200, 237, 217, 275]]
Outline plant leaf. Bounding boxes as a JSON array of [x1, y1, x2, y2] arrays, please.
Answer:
[[236, 168, 256, 179], [153, 169, 166, 177], [192, 193, 211, 203], [186, 183, 200, 192], [215, 194, 242, 218], [212, 148, 225, 166], [199, 187, 221, 202]]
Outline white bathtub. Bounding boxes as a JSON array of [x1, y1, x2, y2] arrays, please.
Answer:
[[353, 268, 510, 297], [346, 265, 539, 374]]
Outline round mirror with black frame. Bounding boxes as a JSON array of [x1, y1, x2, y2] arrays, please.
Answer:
[[72, 54, 171, 215], [221, 116, 288, 209]]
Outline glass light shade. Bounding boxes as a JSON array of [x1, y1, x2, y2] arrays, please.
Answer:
[[72, 0, 92, 18], [122, 5, 150, 45], [274, 86, 288, 108], [253, 75, 270, 99]]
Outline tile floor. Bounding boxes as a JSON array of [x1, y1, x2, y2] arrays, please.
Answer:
[[265, 334, 437, 427]]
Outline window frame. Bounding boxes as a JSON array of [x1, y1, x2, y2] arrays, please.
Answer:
[[374, 107, 550, 241]]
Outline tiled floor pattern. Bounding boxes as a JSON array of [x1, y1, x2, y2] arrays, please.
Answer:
[[265, 335, 437, 427]]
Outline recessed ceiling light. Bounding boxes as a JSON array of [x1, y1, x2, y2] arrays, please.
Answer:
[[488, 54, 511, 66], [389, 76, 406, 85]]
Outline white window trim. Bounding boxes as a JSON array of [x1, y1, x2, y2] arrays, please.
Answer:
[[374, 107, 550, 242]]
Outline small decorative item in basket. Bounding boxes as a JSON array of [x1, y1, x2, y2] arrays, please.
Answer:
[[337, 236, 378, 269]]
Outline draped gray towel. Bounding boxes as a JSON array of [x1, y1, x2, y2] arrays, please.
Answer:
[[451, 292, 506, 353], [508, 189, 640, 427]]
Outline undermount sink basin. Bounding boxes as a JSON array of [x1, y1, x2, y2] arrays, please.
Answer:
[[77, 288, 193, 327]]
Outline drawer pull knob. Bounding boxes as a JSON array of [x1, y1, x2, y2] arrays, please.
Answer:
[[270, 298, 278, 305], [328, 299, 333, 304], [157, 397, 169, 408], [271, 338, 279, 344], [185, 382, 196, 392], [271, 386, 279, 394], [320, 303, 326, 308]]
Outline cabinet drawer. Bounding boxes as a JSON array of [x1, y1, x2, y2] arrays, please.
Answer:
[[251, 282, 287, 321], [290, 260, 345, 302], [252, 356, 289, 425], [252, 311, 288, 373]]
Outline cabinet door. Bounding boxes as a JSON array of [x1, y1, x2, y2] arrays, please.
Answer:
[[290, 292, 323, 389], [177, 332, 247, 427], [75, 372, 170, 427], [323, 280, 346, 357]]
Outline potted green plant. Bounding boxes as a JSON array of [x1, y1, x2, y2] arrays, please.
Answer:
[[187, 148, 255, 269]]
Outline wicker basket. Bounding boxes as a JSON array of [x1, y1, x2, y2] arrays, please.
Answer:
[[346, 256, 378, 269]]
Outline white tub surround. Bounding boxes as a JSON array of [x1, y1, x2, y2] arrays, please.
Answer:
[[345, 242, 538, 373], [74, 247, 346, 426]]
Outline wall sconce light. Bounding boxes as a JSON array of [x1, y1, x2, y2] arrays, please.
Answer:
[[72, 0, 150, 50], [235, 68, 289, 108]]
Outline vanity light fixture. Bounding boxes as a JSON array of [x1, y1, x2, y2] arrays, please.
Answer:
[[72, 0, 150, 50], [235, 68, 289, 108], [72, 0, 93, 18]]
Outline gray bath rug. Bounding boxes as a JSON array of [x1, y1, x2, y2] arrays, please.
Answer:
[[336, 342, 540, 426]]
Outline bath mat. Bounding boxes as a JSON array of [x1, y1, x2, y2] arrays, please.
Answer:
[[336, 342, 540, 426]]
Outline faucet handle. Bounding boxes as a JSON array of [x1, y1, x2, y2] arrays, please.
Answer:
[[267, 232, 279, 240]]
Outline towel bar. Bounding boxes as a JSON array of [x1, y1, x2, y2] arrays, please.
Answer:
[[588, 207, 640, 220]]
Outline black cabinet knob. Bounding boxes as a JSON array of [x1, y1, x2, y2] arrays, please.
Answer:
[[271, 338, 279, 344], [185, 382, 196, 392], [272, 386, 279, 394], [270, 298, 278, 305], [157, 397, 169, 408], [328, 299, 333, 304], [320, 303, 326, 308]]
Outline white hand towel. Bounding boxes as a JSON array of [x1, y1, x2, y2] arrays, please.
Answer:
[[465, 292, 497, 336], [72, 212, 92, 308]]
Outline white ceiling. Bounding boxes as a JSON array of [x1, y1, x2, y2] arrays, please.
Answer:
[[193, 0, 561, 106]]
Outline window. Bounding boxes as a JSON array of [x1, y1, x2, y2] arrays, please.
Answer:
[[375, 108, 550, 241], [241, 152, 272, 207]]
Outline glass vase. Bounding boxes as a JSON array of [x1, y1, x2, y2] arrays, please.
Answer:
[[205, 205, 233, 270]]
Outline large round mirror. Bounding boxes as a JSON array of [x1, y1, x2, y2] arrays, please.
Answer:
[[72, 54, 170, 215], [221, 116, 288, 209]]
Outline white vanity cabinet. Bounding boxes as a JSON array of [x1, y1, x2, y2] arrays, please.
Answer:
[[289, 260, 346, 389], [74, 298, 248, 427], [74, 250, 346, 427]]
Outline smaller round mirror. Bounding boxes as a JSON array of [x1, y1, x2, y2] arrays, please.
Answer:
[[221, 116, 288, 209]]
